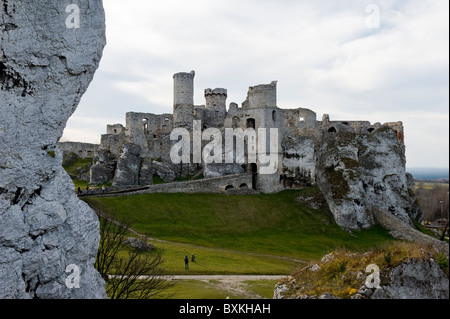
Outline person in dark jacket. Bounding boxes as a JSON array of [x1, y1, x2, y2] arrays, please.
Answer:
[[184, 255, 189, 270]]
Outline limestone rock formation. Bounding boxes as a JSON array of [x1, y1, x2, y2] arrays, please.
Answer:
[[1, 0, 106, 298], [369, 259, 449, 299], [316, 127, 422, 230], [113, 143, 142, 187], [273, 254, 449, 299]]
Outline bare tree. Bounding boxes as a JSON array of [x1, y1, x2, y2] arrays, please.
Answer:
[[416, 184, 449, 222], [94, 210, 174, 299]]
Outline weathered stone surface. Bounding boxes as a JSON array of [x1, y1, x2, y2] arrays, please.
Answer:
[[90, 148, 117, 185], [1, 0, 106, 298], [113, 143, 142, 187], [370, 258, 449, 299], [316, 127, 422, 230], [281, 135, 316, 187], [274, 257, 449, 300], [152, 160, 177, 182], [372, 207, 448, 252]]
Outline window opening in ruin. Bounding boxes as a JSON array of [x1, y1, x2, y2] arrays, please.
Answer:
[[239, 183, 248, 188], [368, 128, 375, 133], [246, 118, 256, 129], [342, 121, 349, 126], [114, 129, 117, 134], [328, 127, 337, 133], [299, 117, 305, 122], [143, 118, 149, 134], [272, 110, 276, 121], [225, 185, 234, 190]]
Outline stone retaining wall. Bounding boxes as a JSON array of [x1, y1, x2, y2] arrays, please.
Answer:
[[144, 173, 254, 194]]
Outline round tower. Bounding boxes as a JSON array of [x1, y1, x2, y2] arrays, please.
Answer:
[[173, 71, 195, 127], [204, 88, 227, 117]]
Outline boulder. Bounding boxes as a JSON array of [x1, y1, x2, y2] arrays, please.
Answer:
[[124, 237, 155, 251]]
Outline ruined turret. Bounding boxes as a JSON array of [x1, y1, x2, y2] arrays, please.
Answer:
[[243, 81, 277, 109], [205, 88, 227, 118], [173, 71, 195, 128]]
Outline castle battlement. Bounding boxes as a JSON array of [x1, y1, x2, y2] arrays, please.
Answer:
[[89, 70, 410, 229]]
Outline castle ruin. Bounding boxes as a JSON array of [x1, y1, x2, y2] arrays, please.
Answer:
[[67, 70, 420, 230], [89, 71, 405, 192]]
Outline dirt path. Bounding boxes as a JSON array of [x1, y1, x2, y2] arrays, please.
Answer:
[[138, 275, 287, 299]]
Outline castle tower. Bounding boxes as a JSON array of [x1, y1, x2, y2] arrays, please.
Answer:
[[173, 71, 195, 127], [243, 81, 277, 109], [204, 88, 227, 118]]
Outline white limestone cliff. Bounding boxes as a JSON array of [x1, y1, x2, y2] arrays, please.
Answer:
[[1, 0, 106, 298]]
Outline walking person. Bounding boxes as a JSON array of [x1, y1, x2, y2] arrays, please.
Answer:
[[184, 255, 189, 270]]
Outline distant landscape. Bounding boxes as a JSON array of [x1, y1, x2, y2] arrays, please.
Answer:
[[407, 167, 449, 182]]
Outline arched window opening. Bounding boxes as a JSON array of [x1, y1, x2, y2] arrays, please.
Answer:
[[142, 118, 149, 134], [246, 118, 255, 129]]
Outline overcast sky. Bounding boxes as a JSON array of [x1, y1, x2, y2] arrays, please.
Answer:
[[61, 0, 449, 169]]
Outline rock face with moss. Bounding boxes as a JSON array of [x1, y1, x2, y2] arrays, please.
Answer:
[[274, 244, 449, 299], [0, 0, 106, 298], [316, 127, 422, 230]]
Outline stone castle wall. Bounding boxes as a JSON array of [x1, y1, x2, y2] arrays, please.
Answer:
[[88, 70, 416, 230], [58, 141, 99, 159]]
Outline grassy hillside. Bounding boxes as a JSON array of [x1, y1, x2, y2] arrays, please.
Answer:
[[83, 188, 394, 262], [62, 155, 93, 189]]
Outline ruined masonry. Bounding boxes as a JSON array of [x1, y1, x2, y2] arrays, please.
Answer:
[[84, 71, 422, 231]]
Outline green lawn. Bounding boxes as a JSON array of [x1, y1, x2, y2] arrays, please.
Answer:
[[148, 240, 301, 275], [83, 189, 394, 262], [155, 279, 279, 299]]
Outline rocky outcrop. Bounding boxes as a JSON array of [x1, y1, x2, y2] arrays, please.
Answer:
[[281, 135, 316, 187], [316, 127, 422, 230], [274, 251, 449, 299], [1, 0, 106, 298], [90, 149, 117, 185], [113, 143, 142, 187], [372, 207, 448, 252], [368, 258, 449, 299]]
